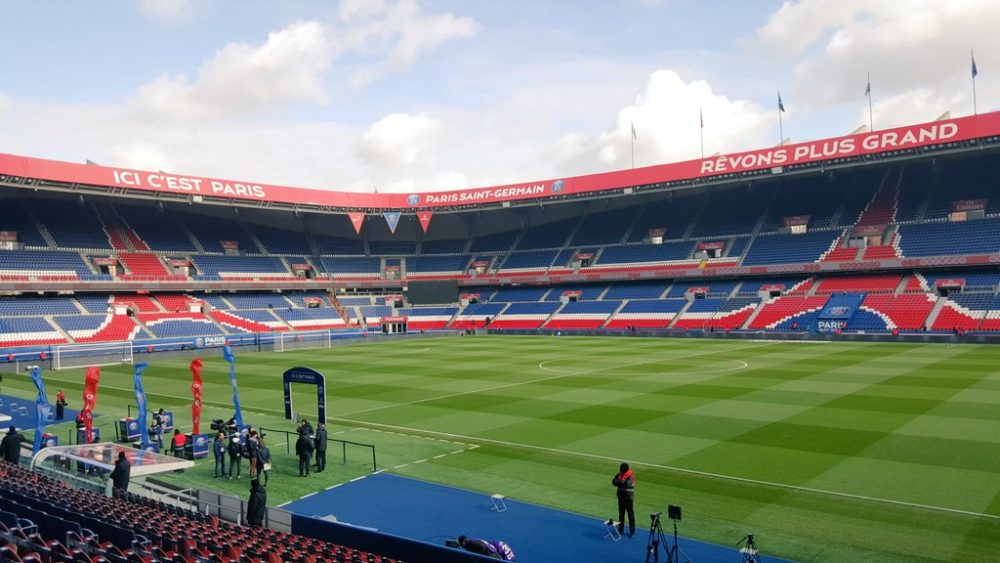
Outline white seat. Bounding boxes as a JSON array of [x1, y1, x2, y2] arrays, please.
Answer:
[[603, 520, 622, 542], [489, 493, 507, 513]]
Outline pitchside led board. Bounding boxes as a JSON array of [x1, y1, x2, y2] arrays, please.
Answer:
[[283, 367, 327, 425]]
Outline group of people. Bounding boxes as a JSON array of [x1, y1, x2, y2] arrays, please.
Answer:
[[294, 419, 328, 477], [213, 425, 272, 485]]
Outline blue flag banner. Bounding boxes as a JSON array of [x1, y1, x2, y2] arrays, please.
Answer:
[[134, 362, 150, 449], [30, 367, 52, 454], [972, 52, 979, 79], [223, 346, 244, 427], [778, 92, 785, 112], [383, 211, 401, 234]]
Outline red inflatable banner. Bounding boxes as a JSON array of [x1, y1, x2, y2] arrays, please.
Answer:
[[82, 366, 100, 443], [190, 358, 203, 435]]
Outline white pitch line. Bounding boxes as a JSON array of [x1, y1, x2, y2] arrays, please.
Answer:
[[332, 417, 1000, 522], [539, 358, 749, 376], [337, 341, 781, 417]]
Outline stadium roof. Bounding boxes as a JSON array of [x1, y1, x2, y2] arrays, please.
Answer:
[[2, 111, 1000, 214]]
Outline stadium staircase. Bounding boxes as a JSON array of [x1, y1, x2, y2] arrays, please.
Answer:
[[922, 297, 949, 330], [666, 300, 695, 328]]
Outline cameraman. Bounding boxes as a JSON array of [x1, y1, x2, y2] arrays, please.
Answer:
[[612, 462, 636, 538]]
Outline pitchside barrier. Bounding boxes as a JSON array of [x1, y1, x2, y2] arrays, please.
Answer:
[[261, 427, 377, 472]]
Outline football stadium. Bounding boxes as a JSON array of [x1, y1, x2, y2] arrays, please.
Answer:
[[0, 111, 999, 562], [1, 3, 1000, 563]]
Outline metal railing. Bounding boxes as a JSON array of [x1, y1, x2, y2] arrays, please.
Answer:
[[261, 427, 377, 472]]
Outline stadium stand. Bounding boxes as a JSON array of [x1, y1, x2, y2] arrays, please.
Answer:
[[604, 299, 687, 329], [747, 295, 830, 330], [543, 300, 621, 329], [54, 314, 143, 342], [489, 301, 561, 329], [0, 462, 401, 563], [398, 306, 459, 330], [450, 302, 507, 329]]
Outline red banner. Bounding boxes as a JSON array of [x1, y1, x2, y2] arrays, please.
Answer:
[[190, 358, 203, 435], [168, 259, 191, 267], [92, 257, 118, 266], [219, 240, 240, 250], [760, 284, 787, 292], [461, 293, 481, 300], [782, 215, 811, 227], [471, 260, 490, 268], [951, 199, 987, 212], [384, 265, 401, 272], [82, 366, 100, 443], [0, 231, 17, 242], [648, 228, 668, 238], [574, 252, 595, 260], [417, 211, 433, 233], [380, 316, 409, 323], [3, 113, 997, 211], [687, 286, 710, 294], [562, 290, 583, 298], [934, 279, 965, 288], [697, 242, 726, 250], [348, 212, 365, 234], [291, 263, 312, 270]]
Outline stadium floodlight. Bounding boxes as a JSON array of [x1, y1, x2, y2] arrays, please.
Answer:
[[276, 329, 332, 352], [53, 341, 133, 371]]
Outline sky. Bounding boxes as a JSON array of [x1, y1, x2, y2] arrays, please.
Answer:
[[0, 0, 996, 194]]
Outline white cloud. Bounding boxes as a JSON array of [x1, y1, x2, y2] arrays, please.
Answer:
[[344, 0, 480, 88], [551, 70, 772, 173], [759, 0, 1000, 119], [132, 21, 334, 118], [138, 0, 196, 21], [359, 113, 442, 167], [110, 140, 178, 172]]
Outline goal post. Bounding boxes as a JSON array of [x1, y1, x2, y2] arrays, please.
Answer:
[[53, 341, 134, 371], [276, 329, 332, 352]]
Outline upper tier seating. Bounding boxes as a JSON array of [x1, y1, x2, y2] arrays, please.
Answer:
[[499, 250, 558, 270], [726, 237, 750, 257], [628, 196, 703, 242], [737, 277, 809, 294], [273, 308, 347, 329], [118, 252, 176, 278], [420, 238, 468, 254], [570, 208, 637, 246], [597, 242, 694, 264], [199, 294, 232, 310], [550, 248, 595, 268], [0, 199, 47, 247], [691, 185, 774, 237], [178, 212, 256, 253], [759, 178, 842, 232], [407, 255, 470, 273], [286, 291, 331, 307], [140, 314, 224, 337], [113, 295, 160, 313], [516, 219, 578, 250], [115, 204, 198, 251], [253, 225, 314, 255], [469, 230, 519, 252], [666, 281, 738, 298], [490, 287, 548, 302], [897, 218, 1000, 257], [320, 257, 380, 276], [54, 314, 142, 342], [921, 271, 1000, 291], [741, 230, 841, 266], [369, 240, 418, 255], [313, 235, 365, 255], [192, 255, 290, 277], [32, 200, 110, 249], [0, 250, 91, 277]]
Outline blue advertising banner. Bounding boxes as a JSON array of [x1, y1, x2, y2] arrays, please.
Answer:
[[223, 346, 244, 427], [30, 367, 52, 453], [134, 362, 150, 449]]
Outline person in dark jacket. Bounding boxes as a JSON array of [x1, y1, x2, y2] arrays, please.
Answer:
[[110, 452, 130, 495], [213, 432, 227, 478], [245, 478, 267, 528], [295, 433, 314, 476], [314, 423, 328, 471], [612, 462, 636, 537], [256, 437, 272, 486], [55, 389, 66, 420], [228, 436, 242, 479], [0, 426, 25, 465]]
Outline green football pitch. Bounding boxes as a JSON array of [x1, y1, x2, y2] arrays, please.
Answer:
[[7, 336, 1000, 562]]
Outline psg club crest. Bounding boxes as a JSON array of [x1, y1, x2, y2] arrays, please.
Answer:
[[407, 194, 421, 206], [551, 179, 565, 193], [828, 306, 851, 316]]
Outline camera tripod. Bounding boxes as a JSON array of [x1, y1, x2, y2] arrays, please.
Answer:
[[645, 513, 690, 563], [738, 533, 759, 563]]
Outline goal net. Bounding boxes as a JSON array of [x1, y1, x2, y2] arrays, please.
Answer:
[[53, 341, 134, 371], [276, 329, 332, 352]]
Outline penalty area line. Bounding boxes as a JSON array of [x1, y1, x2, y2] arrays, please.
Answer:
[[332, 417, 1000, 522]]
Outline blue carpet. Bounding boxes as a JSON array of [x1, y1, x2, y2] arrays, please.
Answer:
[[284, 473, 788, 563], [0, 394, 81, 435]]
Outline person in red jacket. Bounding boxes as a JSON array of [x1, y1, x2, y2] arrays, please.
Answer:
[[171, 429, 187, 458], [612, 462, 636, 538]]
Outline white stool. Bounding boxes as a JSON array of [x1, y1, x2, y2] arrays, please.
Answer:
[[489, 493, 507, 513], [603, 519, 622, 542]]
